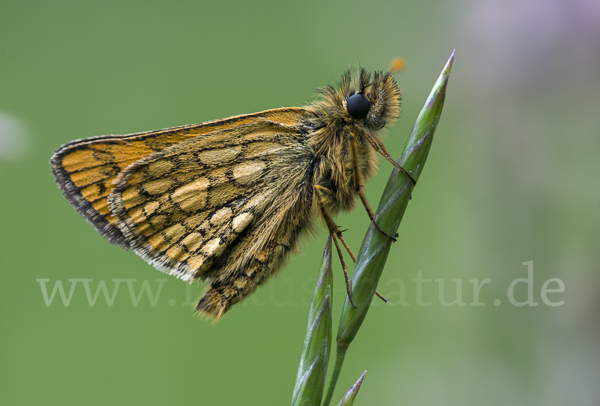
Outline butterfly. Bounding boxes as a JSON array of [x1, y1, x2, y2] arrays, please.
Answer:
[[51, 66, 413, 321]]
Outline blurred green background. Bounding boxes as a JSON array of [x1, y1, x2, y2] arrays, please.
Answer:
[[1, 0, 599, 404]]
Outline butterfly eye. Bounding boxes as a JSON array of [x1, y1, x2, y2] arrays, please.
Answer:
[[346, 93, 370, 120]]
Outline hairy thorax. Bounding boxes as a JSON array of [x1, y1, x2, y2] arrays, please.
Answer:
[[308, 121, 380, 217]]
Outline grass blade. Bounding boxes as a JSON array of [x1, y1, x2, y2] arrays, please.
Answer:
[[336, 371, 366, 406], [292, 236, 334, 406], [322, 50, 455, 406]]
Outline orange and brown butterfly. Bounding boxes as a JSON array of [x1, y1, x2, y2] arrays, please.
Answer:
[[50, 65, 413, 321]]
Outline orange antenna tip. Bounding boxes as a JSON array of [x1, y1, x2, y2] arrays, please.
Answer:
[[389, 57, 406, 74]]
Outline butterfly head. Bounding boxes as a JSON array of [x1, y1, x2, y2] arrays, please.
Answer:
[[314, 67, 401, 132]]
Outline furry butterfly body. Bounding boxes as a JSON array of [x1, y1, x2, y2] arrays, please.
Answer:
[[51, 68, 402, 320]]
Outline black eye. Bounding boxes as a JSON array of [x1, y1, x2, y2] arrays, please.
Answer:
[[346, 93, 370, 119]]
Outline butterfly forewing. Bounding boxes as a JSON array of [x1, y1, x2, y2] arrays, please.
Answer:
[[50, 108, 310, 248], [108, 112, 315, 282]]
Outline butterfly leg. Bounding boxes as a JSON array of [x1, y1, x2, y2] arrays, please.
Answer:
[[314, 185, 356, 261], [315, 185, 357, 309], [331, 233, 358, 309], [316, 185, 388, 306], [349, 130, 397, 303], [348, 131, 398, 242], [375, 290, 389, 303], [357, 125, 416, 185]]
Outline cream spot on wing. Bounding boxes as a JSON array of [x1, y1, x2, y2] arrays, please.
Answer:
[[202, 238, 221, 256], [232, 212, 253, 233], [197, 146, 242, 165], [186, 255, 205, 271], [248, 190, 272, 208], [144, 201, 160, 216], [209, 207, 233, 226], [183, 212, 208, 229], [181, 232, 203, 252], [172, 177, 210, 198], [121, 186, 143, 209], [172, 177, 209, 212], [136, 219, 152, 235], [147, 160, 175, 177], [149, 215, 167, 230], [166, 245, 188, 261], [163, 223, 185, 241], [129, 201, 160, 222], [128, 206, 145, 222], [232, 161, 265, 184], [143, 178, 173, 195], [147, 233, 166, 251]]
